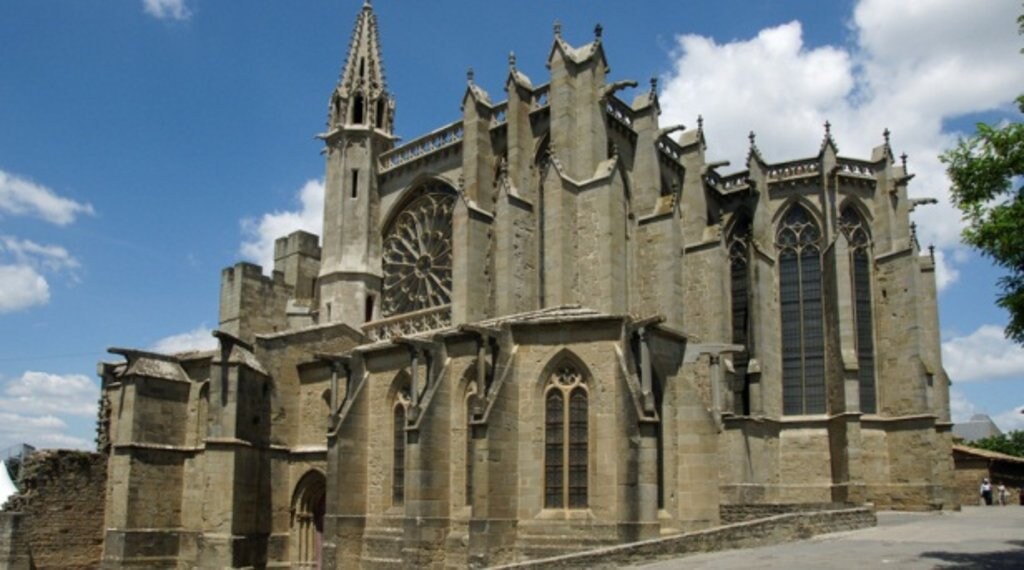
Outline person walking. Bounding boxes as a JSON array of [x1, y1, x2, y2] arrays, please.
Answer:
[[997, 483, 1008, 506], [980, 478, 993, 505]]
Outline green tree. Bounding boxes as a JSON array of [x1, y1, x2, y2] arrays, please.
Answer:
[[941, 14, 1024, 344], [971, 430, 1024, 458]]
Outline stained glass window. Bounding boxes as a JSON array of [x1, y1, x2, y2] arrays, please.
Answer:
[[544, 365, 587, 509], [729, 219, 751, 415], [393, 405, 405, 506], [840, 206, 876, 414], [777, 205, 825, 414]]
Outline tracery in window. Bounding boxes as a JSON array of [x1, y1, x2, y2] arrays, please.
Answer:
[[729, 217, 752, 415], [839, 206, 876, 414], [381, 187, 456, 316], [776, 205, 825, 415], [544, 365, 588, 509]]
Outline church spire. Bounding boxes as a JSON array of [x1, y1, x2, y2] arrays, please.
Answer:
[[328, 1, 393, 132]]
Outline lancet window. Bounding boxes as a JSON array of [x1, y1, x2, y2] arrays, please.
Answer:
[[544, 364, 588, 509], [381, 186, 456, 317], [393, 403, 406, 506], [729, 217, 752, 415], [777, 205, 825, 415], [839, 206, 877, 414]]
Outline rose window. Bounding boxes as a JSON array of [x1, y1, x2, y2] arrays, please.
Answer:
[[381, 189, 455, 316]]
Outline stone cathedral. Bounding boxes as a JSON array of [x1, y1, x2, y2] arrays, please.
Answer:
[[95, 3, 956, 568]]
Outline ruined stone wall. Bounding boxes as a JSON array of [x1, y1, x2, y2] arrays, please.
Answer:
[[2, 450, 106, 570]]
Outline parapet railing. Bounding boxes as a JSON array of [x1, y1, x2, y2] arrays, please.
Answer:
[[378, 121, 464, 173], [767, 158, 820, 180], [836, 158, 875, 177], [362, 304, 453, 342]]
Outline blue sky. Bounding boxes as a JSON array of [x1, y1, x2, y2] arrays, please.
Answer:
[[0, 0, 1022, 449]]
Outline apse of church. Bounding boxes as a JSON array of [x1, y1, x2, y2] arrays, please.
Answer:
[[95, 3, 955, 568]]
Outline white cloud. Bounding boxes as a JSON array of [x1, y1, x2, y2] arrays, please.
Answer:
[[931, 248, 959, 293], [149, 325, 217, 354], [942, 324, 1024, 383], [949, 388, 980, 424], [240, 179, 324, 272], [0, 264, 49, 313], [658, 0, 1024, 291], [1, 236, 80, 273], [0, 412, 92, 450], [992, 405, 1024, 433], [0, 170, 94, 226], [142, 0, 191, 21], [0, 372, 98, 417]]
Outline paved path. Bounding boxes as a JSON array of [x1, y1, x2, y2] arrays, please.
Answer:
[[633, 506, 1024, 569]]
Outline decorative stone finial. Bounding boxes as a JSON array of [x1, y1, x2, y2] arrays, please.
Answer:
[[594, 23, 603, 39], [900, 152, 908, 169], [749, 131, 756, 146], [824, 120, 832, 137], [650, 77, 658, 93], [928, 244, 935, 260], [509, 51, 516, 69], [697, 114, 704, 130], [363, 0, 372, 9], [467, 67, 474, 84], [910, 221, 918, 240], [883, 128, 891, 146], [554, 20, 562, 37]]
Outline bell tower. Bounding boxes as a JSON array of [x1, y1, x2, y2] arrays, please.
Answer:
[[318, 1, 395, 327]]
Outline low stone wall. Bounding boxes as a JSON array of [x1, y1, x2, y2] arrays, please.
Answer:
[[492, 507, 876, 569], [1, 450, 107, 570], [720, 502, 856, 524]]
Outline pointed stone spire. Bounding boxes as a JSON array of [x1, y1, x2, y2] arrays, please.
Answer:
[[328, 1, 393, 132], [820, 119, 837, 154]]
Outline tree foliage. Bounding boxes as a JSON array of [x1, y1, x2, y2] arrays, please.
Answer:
[[971, 430, 1024, 458], [942, 73, 1024, 344]]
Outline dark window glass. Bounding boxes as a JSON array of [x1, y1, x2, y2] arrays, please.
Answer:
[[544, 391, 564, 508], [841, 207, 876, 414], [777, 205, 825, 415], [393, 406, 405, 506], [568, 389, 588, 508]]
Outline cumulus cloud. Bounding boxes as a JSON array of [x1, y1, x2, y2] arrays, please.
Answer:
[[0, 264, 49, 313], [1, 236, 80, 273], [0, 169, 94, 226], [149, 325, 217, 354], [942, 324, 1024, 383], [0, 412, 92, 450], [949, 388, 980, 424], [0, 372, 99, 417], [993, 405, 1024, 433], [240, 179, 324, 272], [142, 0, 191, 21], [658, 0, 1024, 290]]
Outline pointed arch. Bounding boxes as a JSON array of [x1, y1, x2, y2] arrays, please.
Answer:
[[380, 180, 458, 317], [290, 469, 326, 567], [352, 91, 365, 124], [776, 203, 825, 415], [839, 204, 877, 414], [539, 349, 590, 509]]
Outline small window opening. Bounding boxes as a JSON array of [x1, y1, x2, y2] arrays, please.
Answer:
[[376, 98, 386, 129], [364, 294, 375, 323], [351, 169, 360, 199], [325, 302, 332, 321], [352, 93, 365, 124], [359, 58, 365, 78]]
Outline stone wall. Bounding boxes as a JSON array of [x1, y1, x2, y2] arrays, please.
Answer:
[[2, 450, 107, 570], [492, 507, 876, 569], [720, 502, 856, 524], [0, 512, 32, 569]]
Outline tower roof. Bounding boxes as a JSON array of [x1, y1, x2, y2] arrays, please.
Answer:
[[336, 1, 387, 100]]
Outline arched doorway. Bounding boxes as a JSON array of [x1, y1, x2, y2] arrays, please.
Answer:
[[291, 470, 326, 568]]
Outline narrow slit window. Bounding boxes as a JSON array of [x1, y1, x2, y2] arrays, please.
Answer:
[[393, 405, 405, 506], [351, 169, 359, 199]]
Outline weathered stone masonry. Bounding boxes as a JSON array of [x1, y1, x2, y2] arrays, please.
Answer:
[[93, 3, 955, 568]]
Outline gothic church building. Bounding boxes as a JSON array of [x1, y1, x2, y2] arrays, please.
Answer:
[[97, 3, 956, 567]]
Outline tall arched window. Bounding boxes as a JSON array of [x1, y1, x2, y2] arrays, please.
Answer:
[[393, 404, 406, 506], [776, 205, 825, 415], [729, 217, 752, 415], [544, 364, 588, 509], [840, 206, 876, 414]]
